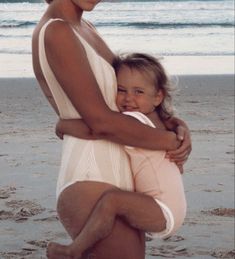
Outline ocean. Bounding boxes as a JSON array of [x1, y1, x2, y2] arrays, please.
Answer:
[[0, 0, 234, 77]]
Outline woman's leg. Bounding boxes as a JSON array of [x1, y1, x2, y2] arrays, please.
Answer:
[[47, 182, 145, 259], [48, 187, 165, 259]]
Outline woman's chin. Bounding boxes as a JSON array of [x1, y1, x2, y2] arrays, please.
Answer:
[[83, 0, 101, 11], [73, 0, 100, 12]]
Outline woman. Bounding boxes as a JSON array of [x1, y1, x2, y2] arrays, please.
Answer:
[[32, 0, 191, 258]]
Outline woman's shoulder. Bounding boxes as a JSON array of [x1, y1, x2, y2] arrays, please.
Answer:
[[43, 18, 71, 36], [33, 18, 71, 46], [41, 19, 79, 50]]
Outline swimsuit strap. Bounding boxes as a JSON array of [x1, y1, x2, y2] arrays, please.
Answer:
[[38, 18, 80, 118], [123, 111, 156, 128]]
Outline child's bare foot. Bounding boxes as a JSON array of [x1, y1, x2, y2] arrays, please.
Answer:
[[47, 242, 79, 259]]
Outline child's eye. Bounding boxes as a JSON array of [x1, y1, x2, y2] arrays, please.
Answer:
[[117, 87, 126, 93], [135, 89, 144, 95]]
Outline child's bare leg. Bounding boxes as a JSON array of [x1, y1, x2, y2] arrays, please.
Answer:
[[47, 189, 165, 259]]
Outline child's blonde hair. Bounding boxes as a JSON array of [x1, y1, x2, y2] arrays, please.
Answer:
[[113, 53, 174, 120]]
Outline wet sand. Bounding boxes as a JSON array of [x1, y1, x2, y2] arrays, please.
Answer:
[[0, 75, 234, 258]]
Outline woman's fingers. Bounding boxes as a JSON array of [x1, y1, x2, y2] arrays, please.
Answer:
[[175, 125, 185, 141], [167, 148, 190, 163], [179, 166, 184, 174], [164, 119, 192, 172], [176, 163, 184, 174], [168, 146, 190, 159], [169, 126, 192, 160], [167, 141, 191, 156], [166, 141, 191, 163]]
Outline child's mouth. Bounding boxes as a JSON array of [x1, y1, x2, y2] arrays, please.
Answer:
[[123, 106, 139, 112]]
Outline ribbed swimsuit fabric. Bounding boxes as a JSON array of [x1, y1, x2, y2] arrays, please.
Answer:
[[38, 18, 134, 199]]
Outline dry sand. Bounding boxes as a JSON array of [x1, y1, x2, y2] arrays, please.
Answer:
[[0, 75, 234, 258]]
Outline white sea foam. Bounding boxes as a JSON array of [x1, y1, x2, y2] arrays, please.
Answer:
[[0, 0, 234, 77]]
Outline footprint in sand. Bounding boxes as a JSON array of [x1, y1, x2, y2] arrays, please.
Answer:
[[26, 240, 48, 248], [147, 244, 191, 258], [164, 235, 185, 242], [0, 250, 32, 258], [33, 215, 59, 222], [1, 199, 46, 222], [0, 210, 14, 220], [22, 240, 49, 252], [201, 208, 235, 217], [0, 186, 16, 199], [211, 249, 235, 258]]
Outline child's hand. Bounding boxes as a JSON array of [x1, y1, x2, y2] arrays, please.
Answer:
[[55, 118, 99, 140], [55, 119, 64, 140]]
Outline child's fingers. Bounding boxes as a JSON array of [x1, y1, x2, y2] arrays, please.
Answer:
[[55, 120, 64, 139], [55, 129, 64, 139]]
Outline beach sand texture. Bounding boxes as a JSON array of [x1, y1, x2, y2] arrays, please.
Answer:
[[0, 75, 234, 258]]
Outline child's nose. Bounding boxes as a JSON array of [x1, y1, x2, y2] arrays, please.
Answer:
[[125, 92, 133, 101]]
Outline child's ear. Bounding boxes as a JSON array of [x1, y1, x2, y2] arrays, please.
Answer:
[[154, 89, 164, 107]]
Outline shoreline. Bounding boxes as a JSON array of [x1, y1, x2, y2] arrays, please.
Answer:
[[0, 75, 234, 258], [0, 55, 234, 78]]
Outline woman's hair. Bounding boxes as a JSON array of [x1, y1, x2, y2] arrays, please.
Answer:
[[45, 0, 53, 3], [113, 53, 174, 120]]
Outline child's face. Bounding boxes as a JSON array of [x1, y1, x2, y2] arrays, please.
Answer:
[[116, 65, 163, 115]]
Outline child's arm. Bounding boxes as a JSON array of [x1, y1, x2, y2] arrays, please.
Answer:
[[56, 119, 99, 140]]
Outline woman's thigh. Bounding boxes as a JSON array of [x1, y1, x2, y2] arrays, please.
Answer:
[[57, 181, 145, 259]]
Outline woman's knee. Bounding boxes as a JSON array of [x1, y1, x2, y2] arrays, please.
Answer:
[[96, 189, 121, 214]]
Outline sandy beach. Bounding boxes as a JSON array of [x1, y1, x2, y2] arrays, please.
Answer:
[[0, 75, 234, 258]]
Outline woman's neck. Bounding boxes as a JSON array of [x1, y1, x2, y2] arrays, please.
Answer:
[[48, 0, 83, 26]]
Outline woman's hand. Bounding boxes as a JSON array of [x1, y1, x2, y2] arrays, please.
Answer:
[[164, 117, 192, 173], [167, 125, 192, 172]]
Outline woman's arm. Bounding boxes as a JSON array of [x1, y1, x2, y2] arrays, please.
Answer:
[[55, 119, 98, 140], [56, 117, 190, 174], [45, 21, 180, 151]]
